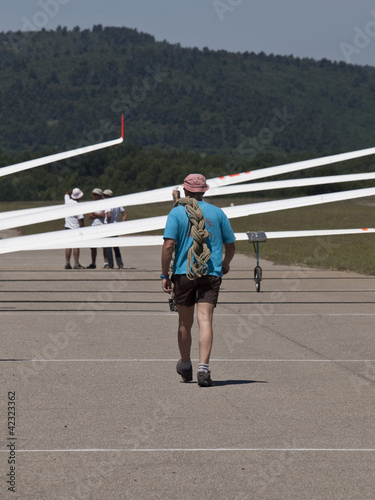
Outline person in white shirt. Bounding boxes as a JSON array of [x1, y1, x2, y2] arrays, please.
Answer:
[[86, 188, 108, 269], [103, 189, 126, 269], [64, 188, 85, 269]]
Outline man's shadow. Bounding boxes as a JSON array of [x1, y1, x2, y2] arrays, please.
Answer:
[[207, 380, 268, 387]]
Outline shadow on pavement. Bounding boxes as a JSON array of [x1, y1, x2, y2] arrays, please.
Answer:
[[211, 379, 268, 387]]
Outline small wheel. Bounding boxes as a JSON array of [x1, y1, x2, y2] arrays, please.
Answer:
[[254, 266, 262, 292]]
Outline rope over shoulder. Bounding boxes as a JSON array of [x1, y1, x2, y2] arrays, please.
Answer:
[[169, 197, 211, 280]]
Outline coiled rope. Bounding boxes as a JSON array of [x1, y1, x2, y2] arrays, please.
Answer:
[[168, 197, 211, 280]]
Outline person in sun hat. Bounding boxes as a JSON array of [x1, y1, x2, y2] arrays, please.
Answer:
[[64, 188, 85, 269], [102, 189, 127, 269], [161, 173, 236, 387], [86, 188, 108, 269]]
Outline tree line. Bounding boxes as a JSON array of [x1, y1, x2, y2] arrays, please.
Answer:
[[1, 26, 375, 200]]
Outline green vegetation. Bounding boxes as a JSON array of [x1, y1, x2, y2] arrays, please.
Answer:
[[228, 197, 375, 276], [2, 25, 375, 157], [1, 26, 375, 201]]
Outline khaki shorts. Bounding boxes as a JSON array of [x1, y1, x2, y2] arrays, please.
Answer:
[[172, 274, 221, 307]]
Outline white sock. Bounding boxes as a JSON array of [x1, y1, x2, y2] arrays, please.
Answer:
[[198, 363, 209, 373]]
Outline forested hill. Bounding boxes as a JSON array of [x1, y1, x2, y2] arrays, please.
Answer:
[[1, 26, 375, 201], [1, 25, 375, 159]]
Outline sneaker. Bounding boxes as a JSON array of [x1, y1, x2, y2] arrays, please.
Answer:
[[86, 263, 96, 269], [176, 359, 193, 382], [103, 263, 109, 269], [64, 263, 72, 269], [73, 263, 85, 269], [118, 264, 124, 269], [197, 371, 214, 387]]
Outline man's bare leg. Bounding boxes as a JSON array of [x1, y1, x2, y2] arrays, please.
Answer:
[[102, 248, 109, 267], [90, 248, 97, 263], [197, 302, 215, 364], [177, 305, 194, 362], [65, 248, 72, 265], [73, 248, 80, 265]]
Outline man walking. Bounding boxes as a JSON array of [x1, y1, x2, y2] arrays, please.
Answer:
[[161, 173, 235, 387]]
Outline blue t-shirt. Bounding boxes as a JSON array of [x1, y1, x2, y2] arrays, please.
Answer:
[[163, 200, 235, 277]]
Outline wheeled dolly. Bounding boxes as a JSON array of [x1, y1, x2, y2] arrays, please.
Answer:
[[246, 231, 267, 292]]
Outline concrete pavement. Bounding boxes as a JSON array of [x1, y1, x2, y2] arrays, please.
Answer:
[[0, 245, 375, 499]]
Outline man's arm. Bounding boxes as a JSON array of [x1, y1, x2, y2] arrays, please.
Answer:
[[161, 238, 175, 293], [88, 210, 105, 220], [222, 242, 235, 275], [172, 189, 180, 203]]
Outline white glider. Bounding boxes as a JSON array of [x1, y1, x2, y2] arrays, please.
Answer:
[[1, 185, 375, 254], [207, 172, 375, 197], [0, 116, 124, 178], [23, 227, 375, 251], [1, 168, 375, 231], [235, 228, 375, 240], [209, 143, 375, 186], [1, 130, 375, 254]]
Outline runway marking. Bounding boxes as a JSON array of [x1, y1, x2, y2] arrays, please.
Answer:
[[216, 313, 375, 317], [1, 448, 374, 453], [2, 289, 375, 293], [2, 358, 374, 363], [2, 312, 375, 317]]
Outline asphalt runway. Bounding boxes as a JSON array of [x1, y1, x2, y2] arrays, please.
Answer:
[[0, 245, 375, 499]]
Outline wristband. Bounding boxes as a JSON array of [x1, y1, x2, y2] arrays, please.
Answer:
[[160, 274, 169, 279]]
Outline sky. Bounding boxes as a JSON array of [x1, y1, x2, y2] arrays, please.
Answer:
[[1, 0, 375, 67]]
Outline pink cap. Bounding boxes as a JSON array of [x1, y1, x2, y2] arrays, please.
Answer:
[[183, 174, 209, 193]]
